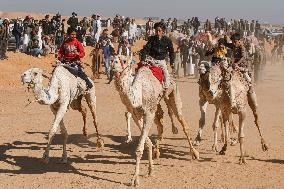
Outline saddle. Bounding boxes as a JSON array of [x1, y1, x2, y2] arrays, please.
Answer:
[[136, 61, 164, 84]]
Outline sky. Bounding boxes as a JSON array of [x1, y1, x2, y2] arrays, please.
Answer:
[[1, 0, 283, 24]]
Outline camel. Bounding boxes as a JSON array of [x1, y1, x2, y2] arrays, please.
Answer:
[[21, 65, 104, 164], [111, 55, 199, 186], [90, 43, 104, 79], [203, 59, 268, 164], [193, 61, 238, 152]]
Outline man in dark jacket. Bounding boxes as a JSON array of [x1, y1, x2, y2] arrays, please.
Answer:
[[12, 18, 23, 52], [67, 12, 79, 30], [0, 18, 10, 59], [141, 22, 175, 98]]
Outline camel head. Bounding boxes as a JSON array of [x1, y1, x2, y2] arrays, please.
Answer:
[[21, 68, 45, 88], [199, 61, 222, 100], [111, 55, 131, 78]]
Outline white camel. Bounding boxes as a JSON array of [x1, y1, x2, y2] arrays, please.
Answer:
[[112, 55, 199, 186], [21, 65, 104, 164]]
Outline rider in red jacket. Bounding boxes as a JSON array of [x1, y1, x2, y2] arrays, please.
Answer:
[[57, 27, 93, 89], [57, 27, 85, 62]]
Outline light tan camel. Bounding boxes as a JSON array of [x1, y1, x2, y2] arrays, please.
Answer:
[[90, 43, 104, 79], [206, 60, 268, 164], [21, 65, 103, 164], [112, 55, 199, 186], [194, 61, 238, 152]]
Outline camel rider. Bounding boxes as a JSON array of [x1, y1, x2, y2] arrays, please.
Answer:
[[140, 22, 175, 98], [224, 33, 257, 107], [57, 27, 93, 89], [205, 38, 227, 65]]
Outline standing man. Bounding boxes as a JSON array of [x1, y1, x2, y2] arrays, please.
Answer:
[[12, 17, 23, 53], [0, 18, 10, 60], [146, 18, 154, 40], [67, 12, 79, 30], [92, 15, 102, 44], [129, 19, 137, 45]]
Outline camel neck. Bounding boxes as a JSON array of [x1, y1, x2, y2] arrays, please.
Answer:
[[32, 76, 58, 105]]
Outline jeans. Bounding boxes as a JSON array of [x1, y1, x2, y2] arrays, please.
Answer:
[[14, 34, 21, 50], [63, 62, 93, 89], [104, 57, 111, 79], [30, 48, 43, 56]]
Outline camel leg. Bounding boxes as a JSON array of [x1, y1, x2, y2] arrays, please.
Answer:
[[165, 92, 199, 160], [42, 103, 68, 164], [153, 104, 164, 160], [125, 112, 133, 143], [219, 113, 225, 143], [145, 137, 154, 176], [59, 121, 68, 164], [238, 111, 247, 164], [247, 92, 268, 151], [85, 90, 104, 149], [166, 101, 178, 134], [80, 105, 88, 137], [219, 113, 229, 155], [212, 107, 221, 152], [194, 98, 208, 146], [229, 113, 238, 146], [131, 113, 155, 187], [71, 96, 88, 137]]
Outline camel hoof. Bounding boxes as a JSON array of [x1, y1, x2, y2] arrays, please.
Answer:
[[172, 126, 179, 134], [239, 157, 247, 165], [193, 135, 201, 146], [131, 176, 139, 187], [261, 138, 268, 151], [212, 144, 219, 152], [221, 134, 225, 143], [83, 130, 87, 137], [191, 148, 200, 160], [58, 157, 67, 164], [40, 157, 49, 164], [193, 140, 200, 146], [125, 137, 133, 144], [230, 138, 238, 146], [219, 150, 226, 155], [97, 138, 104, 149], [40, 153, 49, 164], [153, 147, 160, 160]]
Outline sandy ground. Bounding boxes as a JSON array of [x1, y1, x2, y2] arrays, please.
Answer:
[[0, 37, 284, 189]]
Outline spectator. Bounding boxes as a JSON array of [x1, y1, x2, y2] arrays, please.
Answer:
[[42, 35, 56, 55], [67, 12, 79, 29], [101, 39, 114, 80], [129, 19, 137, 45], [0, 18, 10, 59], [28, 37, 43, 58], [12, 17, 23, 53]]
